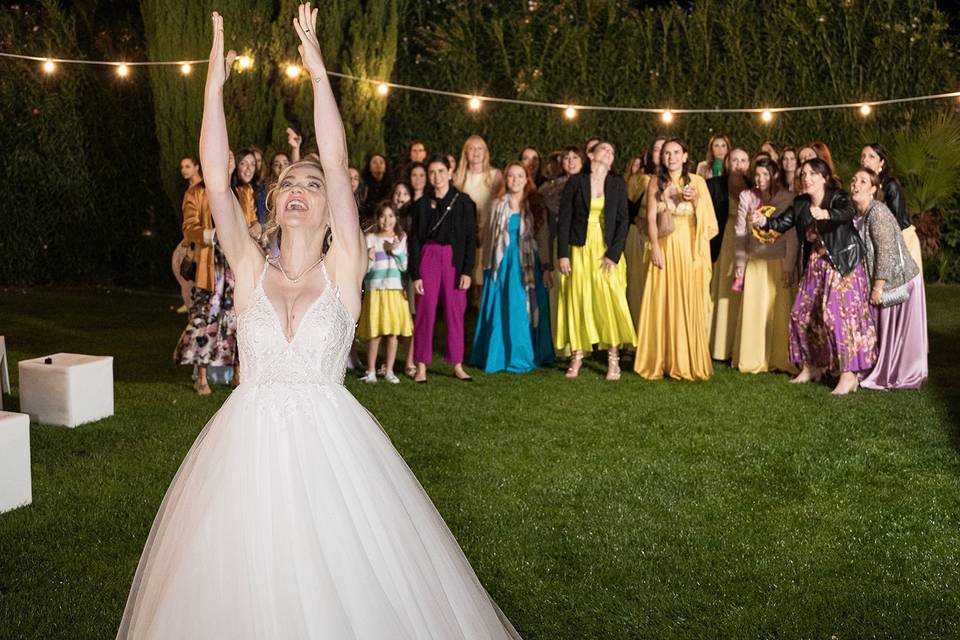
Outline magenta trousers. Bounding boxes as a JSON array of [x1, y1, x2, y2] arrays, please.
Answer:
[[414, 242, 466, 364]]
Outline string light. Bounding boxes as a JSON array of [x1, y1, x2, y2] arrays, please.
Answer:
[[468, 96, 482, 111], [2, 52, 959, 120], [761, 109, 773, 123], [285, 64, 302, 79]]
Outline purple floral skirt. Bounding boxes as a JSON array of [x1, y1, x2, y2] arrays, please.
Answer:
[[789, 252, 877, 373], [174, 244, 239, 367]]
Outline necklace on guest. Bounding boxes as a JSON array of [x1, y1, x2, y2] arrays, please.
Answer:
[[271, 254, 325, 284]]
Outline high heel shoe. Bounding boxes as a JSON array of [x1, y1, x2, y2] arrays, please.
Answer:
[[565, 351, 584, 379], [789, 365, 823, 384], [605, 352, 621, 381]]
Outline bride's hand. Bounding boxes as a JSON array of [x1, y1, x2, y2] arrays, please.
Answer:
[[206, 12, 237, 91], [293, 2, 325, 77]]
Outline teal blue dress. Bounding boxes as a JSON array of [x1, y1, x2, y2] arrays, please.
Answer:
[[470, 213, 554, 373]]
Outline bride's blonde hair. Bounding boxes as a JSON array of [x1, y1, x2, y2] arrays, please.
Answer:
[[260, 159, 331, 249]]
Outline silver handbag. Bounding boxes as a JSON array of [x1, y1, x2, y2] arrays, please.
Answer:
[[879, 239, 909, 308]]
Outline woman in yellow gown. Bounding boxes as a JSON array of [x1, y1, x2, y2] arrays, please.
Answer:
[[635, 139, 718, 380], [731, 157, 798, 373], [556, 140, 635, 380], [709, 147, 751, 360], [624, 138, 665, 326]]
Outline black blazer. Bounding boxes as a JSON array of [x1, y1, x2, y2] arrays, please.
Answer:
[[407, 186, 477, 281], [763, 188, 865, 277], [557, 172, 629, 263]]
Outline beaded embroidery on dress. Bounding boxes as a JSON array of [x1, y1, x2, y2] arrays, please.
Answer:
[[117, 258, 521, 639]]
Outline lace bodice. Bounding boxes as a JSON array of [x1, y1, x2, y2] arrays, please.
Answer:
[[237, 259, 355, 386]]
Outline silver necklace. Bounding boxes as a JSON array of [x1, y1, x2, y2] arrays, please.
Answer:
[[271, 254, 325, 284]]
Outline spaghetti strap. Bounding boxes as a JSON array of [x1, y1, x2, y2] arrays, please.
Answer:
[[319, 259, 340, 299], [258, 255, 270, 288]]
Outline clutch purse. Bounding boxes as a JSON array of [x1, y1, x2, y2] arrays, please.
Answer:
[[879, 240, 910, 307], [751, 205, 782, 244], [656, 203, 675, 238]]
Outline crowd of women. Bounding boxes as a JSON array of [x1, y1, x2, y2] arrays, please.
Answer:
[[171, 129, 928, 396]]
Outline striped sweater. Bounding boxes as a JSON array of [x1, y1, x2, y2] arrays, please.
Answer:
[[363, 232, 408, 290]]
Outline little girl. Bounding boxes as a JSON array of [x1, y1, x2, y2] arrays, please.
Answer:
[[359, 201, 414, 383]]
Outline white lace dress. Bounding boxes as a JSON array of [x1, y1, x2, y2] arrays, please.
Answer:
[[117, 259, 522, 639]]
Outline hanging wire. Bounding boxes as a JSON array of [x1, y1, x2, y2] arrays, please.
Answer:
[[3, 51, 959, 114]]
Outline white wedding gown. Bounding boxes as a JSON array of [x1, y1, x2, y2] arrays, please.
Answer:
[[117, 260, 522, 639]]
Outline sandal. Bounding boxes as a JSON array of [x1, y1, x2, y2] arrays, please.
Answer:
[[606, 351, 621, 381], [194, 378, 212, 396], [565, 351, 584, 379]]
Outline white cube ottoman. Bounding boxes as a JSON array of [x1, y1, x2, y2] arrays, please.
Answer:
[[0, 411, 32, 513], [18, 353, 114, 427]]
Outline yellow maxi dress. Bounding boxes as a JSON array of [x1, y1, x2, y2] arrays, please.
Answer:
[[624, 173, 652, 325], [634, 175, 718, 380], [709, 192, 741, 360], [730, 190, 797, 374], [556, 197, 636, 352]]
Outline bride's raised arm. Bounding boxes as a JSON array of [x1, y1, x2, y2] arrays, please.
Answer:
[[199, 12, 261, 276], [294, 3, 366, 287]]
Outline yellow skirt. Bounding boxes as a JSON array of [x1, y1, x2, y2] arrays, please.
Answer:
[[358, 289, 413, 338], [556, 222, 636, 352], [634, 216, 713, 380], [731, 256, 797, 374], [709, 215, 741, 360], [624, 223, 650, 326], [902, 225, 923, 274]]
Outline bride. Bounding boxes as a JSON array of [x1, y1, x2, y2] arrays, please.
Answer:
[[117, 5, 521, 638]]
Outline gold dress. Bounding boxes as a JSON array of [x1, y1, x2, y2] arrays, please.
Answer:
[[708, 196, 741, 360], [634, 175, 718, 380], [460, 171, 497, 288], [624, 173, 652, 325], [556, 197, 636, 352], [730, 189, 797, 374]]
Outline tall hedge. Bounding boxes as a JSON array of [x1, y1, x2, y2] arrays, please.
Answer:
[[386, 0, 957, 169], [0, 1, 166, 286]]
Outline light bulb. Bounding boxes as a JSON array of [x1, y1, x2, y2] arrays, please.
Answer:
[[180, 63, 192, 75], [285, 64, 302, 79], [236, 55, 253, 71], [661, 110, 674, 124], [468, 97, 481, 111], [761, 109, 773, 123], [376, 82, 389, 96], [42, 59, 56, 74], [116, 63, 129, 77], [859, 103, 872, 116], [564, 106, 577, 120]]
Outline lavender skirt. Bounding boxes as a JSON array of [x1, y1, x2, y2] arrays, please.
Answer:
[[860, 275, 928, 390], [789, 252, 877, 373]]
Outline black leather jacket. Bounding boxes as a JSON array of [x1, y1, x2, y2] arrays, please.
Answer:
[[881, 176, 911, 230], [762, 188, 865, 277]]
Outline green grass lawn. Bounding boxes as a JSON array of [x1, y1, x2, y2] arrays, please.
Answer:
[[1, 284, 959, 639]]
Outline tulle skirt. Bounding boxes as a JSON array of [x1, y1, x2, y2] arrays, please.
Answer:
[[117, 382, 521, 639]]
